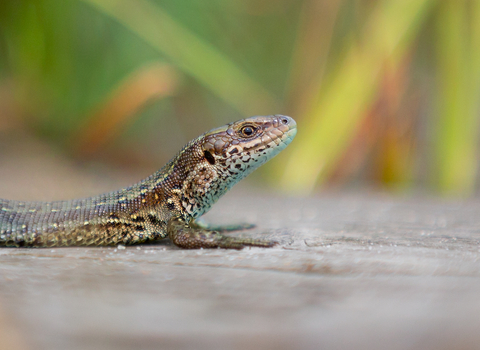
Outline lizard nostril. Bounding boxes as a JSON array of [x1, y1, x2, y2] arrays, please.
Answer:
[[280, 116, 289, 125]]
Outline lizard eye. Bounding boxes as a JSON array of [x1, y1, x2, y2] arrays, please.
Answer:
[[240, 125, 256, 137]]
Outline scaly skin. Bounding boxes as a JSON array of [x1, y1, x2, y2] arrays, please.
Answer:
[[0, 115, 297, 249]]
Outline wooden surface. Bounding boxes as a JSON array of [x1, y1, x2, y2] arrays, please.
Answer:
[[1, 132, 480, 350], [1, 193, 480, 350]]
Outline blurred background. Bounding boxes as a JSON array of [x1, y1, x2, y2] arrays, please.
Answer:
[[0, 0, 479, 197]]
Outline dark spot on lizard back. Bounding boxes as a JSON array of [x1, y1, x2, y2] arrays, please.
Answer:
[[148, 214, 162, 226], [131, 216, 145, 223], [204, 150, 216, 165]]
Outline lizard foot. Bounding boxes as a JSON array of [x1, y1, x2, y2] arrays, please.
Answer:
[[168, 217, 275, 250]]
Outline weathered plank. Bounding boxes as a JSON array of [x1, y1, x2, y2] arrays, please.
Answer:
[[1, 193, 480, 350]]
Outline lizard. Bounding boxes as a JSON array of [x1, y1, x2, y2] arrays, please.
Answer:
[[0, 115, 297, 249]]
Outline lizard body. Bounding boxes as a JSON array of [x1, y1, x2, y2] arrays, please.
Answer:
[[0, 115, 296, 249]]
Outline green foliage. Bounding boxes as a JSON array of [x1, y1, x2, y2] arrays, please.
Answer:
[[0, 0, 479, 196]]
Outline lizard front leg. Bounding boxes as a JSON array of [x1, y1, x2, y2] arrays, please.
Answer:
[[167, 217, 275, 249]]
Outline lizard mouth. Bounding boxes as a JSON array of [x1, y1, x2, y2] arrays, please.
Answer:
[[250, 115, 297, 154]]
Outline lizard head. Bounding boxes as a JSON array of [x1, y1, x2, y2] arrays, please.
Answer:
[[177, 115, 297, 218], [202, 115, 297, 177]]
